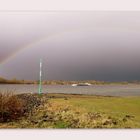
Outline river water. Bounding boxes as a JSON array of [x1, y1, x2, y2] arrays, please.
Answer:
[[0, 84, 140, 96]]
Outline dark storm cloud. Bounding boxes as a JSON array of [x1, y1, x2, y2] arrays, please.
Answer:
[[0, 11, 140, 81]]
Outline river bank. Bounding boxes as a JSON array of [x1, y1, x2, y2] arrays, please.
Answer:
[[0, 93, 140, 128]]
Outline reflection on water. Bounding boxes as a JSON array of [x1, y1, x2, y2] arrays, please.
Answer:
[[0, 84, 140, 96]]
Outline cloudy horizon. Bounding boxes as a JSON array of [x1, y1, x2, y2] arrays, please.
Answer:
[[0, 11, 140, 81]]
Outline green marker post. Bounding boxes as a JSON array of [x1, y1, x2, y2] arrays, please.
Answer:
[[39, 59, 42, 94]]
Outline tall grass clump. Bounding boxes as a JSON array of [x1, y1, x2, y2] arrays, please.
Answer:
[[0, 91, 25, 122]]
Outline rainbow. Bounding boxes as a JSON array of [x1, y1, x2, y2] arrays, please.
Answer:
[[0, 29, 76, 65], [0, 26, 135, 65], [0, 33, 53, 65]]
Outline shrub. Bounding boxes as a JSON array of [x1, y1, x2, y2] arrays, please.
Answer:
[[17, 93, 42, 115], [0, 91, 25, 122]]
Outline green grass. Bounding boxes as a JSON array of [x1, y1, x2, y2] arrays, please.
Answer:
[[68, 96, 140, 113], [50, 94, 140, 128], [0, 93, 140, 128]]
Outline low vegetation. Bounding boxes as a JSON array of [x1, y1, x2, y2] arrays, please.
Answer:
[[1, 76, 140, 85], [0, 91, 25, 122], [0, 91, 41, 123], [0, 77, 34, 84], [0, 92, 140, 128]]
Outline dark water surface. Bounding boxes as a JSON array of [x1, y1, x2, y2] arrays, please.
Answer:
[[0, 84, 140, 96]]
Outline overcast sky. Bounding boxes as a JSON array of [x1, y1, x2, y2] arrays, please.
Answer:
[[0, 11, 140, 81]]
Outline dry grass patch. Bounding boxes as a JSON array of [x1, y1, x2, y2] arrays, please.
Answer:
[[0, 91, 25, 122]]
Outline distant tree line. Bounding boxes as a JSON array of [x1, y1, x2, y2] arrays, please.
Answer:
[[0, 77, 34, 84], [0, 77, 140, 85]]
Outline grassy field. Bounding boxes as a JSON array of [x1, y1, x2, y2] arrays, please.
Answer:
[[0, 93, 140, 128]]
